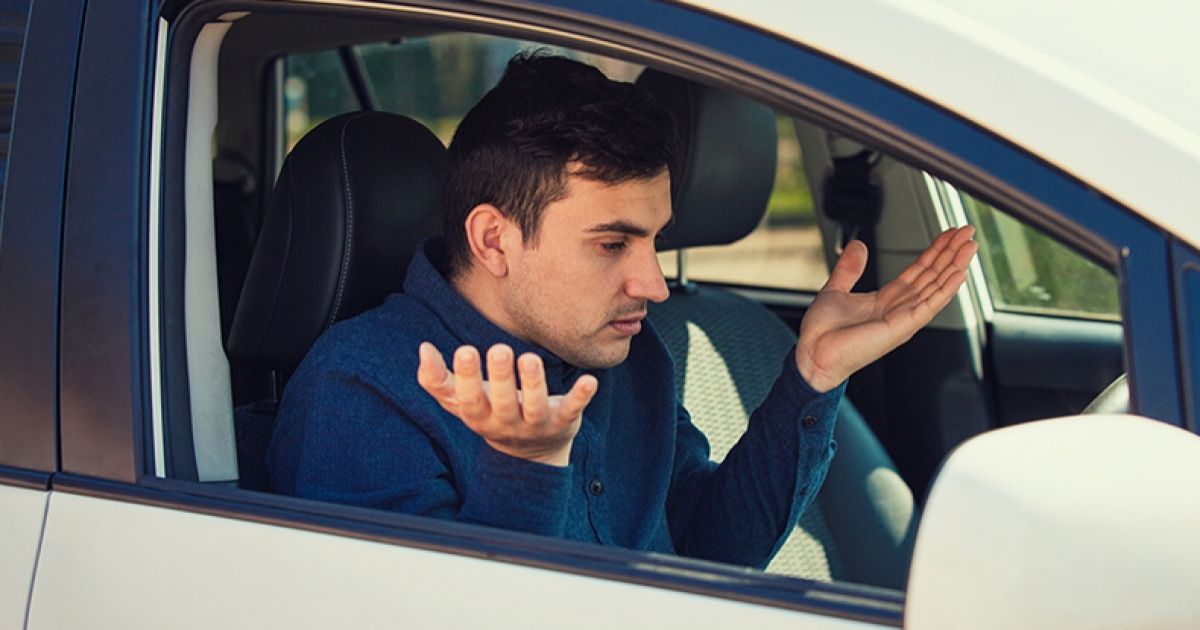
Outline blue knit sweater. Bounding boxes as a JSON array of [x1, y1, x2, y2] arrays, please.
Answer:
[[267, 240, 844, 567]]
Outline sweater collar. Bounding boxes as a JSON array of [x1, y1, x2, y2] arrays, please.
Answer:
[[402, 238, 580, 389]]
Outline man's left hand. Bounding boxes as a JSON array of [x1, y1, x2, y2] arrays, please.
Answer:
[[795, 226, 978, 392]]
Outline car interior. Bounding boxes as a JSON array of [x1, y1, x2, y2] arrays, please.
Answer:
[[156, 6, 1127, 593]]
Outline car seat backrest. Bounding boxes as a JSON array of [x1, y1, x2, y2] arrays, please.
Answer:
[[637, 69, 917, 589], [636, 70, 775, 251], [226, 111, 446, 489]]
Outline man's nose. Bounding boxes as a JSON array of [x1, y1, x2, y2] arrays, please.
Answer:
[[625, 247, 670, 303]]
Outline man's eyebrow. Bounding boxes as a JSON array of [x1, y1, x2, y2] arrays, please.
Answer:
[[586, 217, 675, 238], [586, 220, 650, 237]]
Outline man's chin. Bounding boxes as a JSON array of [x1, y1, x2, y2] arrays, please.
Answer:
[[560, 338, 633, 370]]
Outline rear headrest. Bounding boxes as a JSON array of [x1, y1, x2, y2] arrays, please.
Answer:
[[228, 111, 446, 372], [636, 70, 777, 250]]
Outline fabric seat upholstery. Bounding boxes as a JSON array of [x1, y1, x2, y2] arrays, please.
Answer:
[[226, 111, 447, 490], [638, 70, 917, 589]]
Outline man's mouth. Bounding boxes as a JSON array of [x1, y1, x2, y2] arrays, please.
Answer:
[[609, 313, 646, 336]]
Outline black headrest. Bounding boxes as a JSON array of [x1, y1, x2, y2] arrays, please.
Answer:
[[228, 111, 446, 372], [636, 70, 778, 250]]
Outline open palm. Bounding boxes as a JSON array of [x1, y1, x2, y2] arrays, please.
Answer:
[[795, 226, 978, 392]]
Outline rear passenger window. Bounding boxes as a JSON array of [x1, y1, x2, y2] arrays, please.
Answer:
[[280, 34, 642, 151], [282, 50, 359, 151], [278, 36, 832, 296]]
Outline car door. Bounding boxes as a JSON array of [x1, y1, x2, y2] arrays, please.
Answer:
[[21, 0, 1193, 628], [25, 1, 898, 628]]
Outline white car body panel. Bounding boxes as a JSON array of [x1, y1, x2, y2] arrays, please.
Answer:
[[0, 485, 46, 630], [26, 492, 888, 629], [681, 0, 1200, 246]]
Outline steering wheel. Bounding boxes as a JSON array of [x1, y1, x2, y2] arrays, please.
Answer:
[[1082, 373, 1129, 415]]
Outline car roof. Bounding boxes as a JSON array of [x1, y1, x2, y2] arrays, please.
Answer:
[[683, 0, 1200, 248]]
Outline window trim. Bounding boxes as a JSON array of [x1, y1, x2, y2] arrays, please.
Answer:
[[0, 466, 53, 491]]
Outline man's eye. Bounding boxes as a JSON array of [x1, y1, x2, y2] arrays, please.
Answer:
[[601, 241, 628, 253]]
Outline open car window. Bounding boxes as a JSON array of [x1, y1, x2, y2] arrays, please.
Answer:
[[267, 30, 873, 583], [152, 5, 1155, 625]]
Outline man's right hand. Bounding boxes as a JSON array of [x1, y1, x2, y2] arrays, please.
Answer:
[[417, 342, 597, 467]]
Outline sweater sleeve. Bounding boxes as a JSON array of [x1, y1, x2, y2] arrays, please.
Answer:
[[267, 363, 572, 538], [665, 348, 845, 567]]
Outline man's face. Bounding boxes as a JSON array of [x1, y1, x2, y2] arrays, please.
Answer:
[[502, 170, 672, 369]]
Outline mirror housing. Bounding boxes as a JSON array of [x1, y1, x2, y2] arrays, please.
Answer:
[[905, 414, 1200, 629]]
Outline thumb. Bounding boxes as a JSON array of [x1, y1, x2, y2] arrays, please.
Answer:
[[823, 240, 868, 293]]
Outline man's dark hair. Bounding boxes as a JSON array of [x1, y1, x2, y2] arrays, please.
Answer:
[[441, 52, 678, 278]]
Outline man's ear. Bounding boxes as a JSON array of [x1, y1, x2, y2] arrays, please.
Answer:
[[463, 204, 517, 278]]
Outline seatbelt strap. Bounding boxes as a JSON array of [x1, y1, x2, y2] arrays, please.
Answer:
[[823, 149, 882, 290]]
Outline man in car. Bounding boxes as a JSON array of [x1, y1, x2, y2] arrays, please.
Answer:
[[267, 54, 976, 568]]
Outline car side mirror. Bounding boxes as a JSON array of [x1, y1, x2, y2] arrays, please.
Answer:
[[904, 414, 1200, 629]]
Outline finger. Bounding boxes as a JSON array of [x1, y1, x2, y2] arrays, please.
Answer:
[[518, 353, 550, 424], [486, 344, 520, 421], [931, 226, 975, 273], [897, 228, 955, 285], [915, 237, 978, 301], [453, 346, 490, 423], [916, 269, 968, 316], [950, 224, 976, 249], [910, 239, 962, 292], [909, 261, 945, 295], [554, 374, 598, 425], [822, 240, 868, 293], [952, 238, 979, 269], [416, 342, 455, 400], [899, 225, 975, 285], [918, 264, 965, 302]]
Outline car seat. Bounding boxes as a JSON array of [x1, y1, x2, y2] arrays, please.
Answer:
[[637, 70, 918, 590], [226, 111, 446, 491]]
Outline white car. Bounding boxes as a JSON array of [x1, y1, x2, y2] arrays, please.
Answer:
[[2, 1, 1198, 628]]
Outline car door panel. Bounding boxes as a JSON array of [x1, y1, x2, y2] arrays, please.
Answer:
[[0, 484, 47, 630], [987, 311, 1123, 425], [26, 491, 890, 630]]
